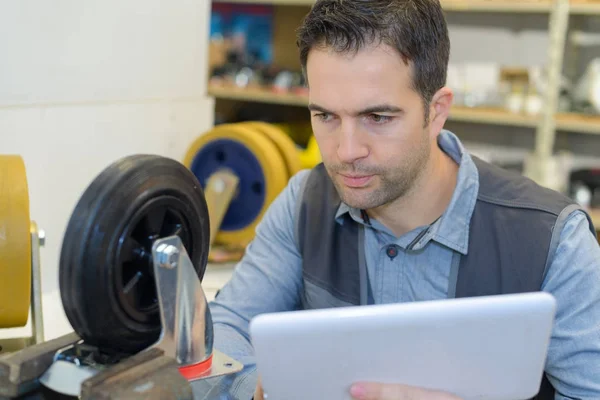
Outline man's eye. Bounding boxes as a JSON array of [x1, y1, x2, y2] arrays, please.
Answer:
[[369, 114, 392, 123], [314, 113, 332, 122]]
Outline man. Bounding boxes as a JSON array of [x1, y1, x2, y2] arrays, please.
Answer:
[[208, 0, 600, 399]]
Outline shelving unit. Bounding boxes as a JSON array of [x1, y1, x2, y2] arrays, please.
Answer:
[[206, 0, 600, 229], [556, 112, 600, 134], [571, 1, 600, 14]]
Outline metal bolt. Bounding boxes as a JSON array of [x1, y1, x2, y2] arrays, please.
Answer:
[[38, 230, 46, 247], [213, 178, 225, 193], [156, 244, 179, 269]]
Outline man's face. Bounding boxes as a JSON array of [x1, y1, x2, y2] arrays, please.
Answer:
[[306, 43, 436, 211]]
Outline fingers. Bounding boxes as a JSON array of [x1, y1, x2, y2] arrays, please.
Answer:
[[254, 376, 264, 400], [350, 382, 462, 400]]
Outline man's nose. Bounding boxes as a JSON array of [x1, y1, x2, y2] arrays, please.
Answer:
[[336, 122, 368, 164]]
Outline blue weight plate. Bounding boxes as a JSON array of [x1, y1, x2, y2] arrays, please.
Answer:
[[190, 138, 266, 231]]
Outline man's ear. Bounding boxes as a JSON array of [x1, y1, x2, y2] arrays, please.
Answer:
[[428, 86, 453, 136]]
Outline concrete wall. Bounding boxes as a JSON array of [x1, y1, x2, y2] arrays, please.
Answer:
[[0, 0, 215, 340]]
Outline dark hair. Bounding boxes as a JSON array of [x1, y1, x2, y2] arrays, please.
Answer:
[[296, 0, 450, 119]]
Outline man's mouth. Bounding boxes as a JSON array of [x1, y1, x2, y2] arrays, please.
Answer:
[[338, 173, 374, 188]]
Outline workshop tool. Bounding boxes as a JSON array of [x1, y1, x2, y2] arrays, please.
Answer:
[[0, 155, 45, 353], [183, 121, 321, 248], [0, 155, 243, 399], [569, 168, 600, 241], [572, 57, 600, 114], [569, 168, 600, 209]]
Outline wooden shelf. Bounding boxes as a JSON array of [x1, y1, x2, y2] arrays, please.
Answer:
[[209, 85, 309, 107], [212, 0, 555, 12], [209, 85, 600, 134], [448, 106, 540, 128], [208, 85, 543, 128], [570, 1, 600, 15], [212, 0, 311, 5], [441, 0, 552, 13], [208, 86, 600, 135], [212, 0, 600, 15], [556, 113, 600, 135]]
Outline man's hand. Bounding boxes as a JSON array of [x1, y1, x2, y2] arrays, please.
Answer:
[[254, 378, 462, 400], [349, 382, 463, 400]]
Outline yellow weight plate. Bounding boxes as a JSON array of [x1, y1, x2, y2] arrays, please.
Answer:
[[0, 155, 31, 328], [242, 121, 303, 179], [299, 135, 322, 170], [184, 124, 289, 246]]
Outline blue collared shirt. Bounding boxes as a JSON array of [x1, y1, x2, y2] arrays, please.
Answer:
[[205, 130, 600, 399]]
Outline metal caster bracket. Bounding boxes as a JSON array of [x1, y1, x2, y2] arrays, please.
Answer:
[[149, 235, 243, 380], [0, 222, 45, 355], [203, 169, 240, 247]]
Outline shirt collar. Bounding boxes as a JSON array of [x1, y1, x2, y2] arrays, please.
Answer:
[[334, 129, 479, 255]]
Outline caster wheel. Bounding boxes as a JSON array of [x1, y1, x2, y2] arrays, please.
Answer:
[[59, 155, 210, 354], [183, 123, 288, 246], [0, 155, 32, 328], [242, 121, 303, 179]]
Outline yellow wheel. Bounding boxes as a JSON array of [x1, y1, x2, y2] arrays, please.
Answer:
[[299, 136, 322, 170], [242, 121, 303, 178], [0, 155, 31, 328], [273, 122, 312, 146], [183, 124, 289, 246]]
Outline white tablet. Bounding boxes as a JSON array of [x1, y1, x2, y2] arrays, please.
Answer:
[[249, 292, 556, 400]]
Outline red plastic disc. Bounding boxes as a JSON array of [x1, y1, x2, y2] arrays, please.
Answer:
[[178, 354, 214, 380]]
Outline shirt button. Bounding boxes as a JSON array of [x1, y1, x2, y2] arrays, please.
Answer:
[[386, 245, 398, 259]]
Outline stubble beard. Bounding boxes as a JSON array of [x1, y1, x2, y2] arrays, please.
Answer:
[[325, 134, 431, 211]]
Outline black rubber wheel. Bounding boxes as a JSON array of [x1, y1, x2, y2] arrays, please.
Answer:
[[59, 154, 210, 354]]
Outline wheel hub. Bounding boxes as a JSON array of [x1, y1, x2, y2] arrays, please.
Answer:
[[115, 196, 193, 325]]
